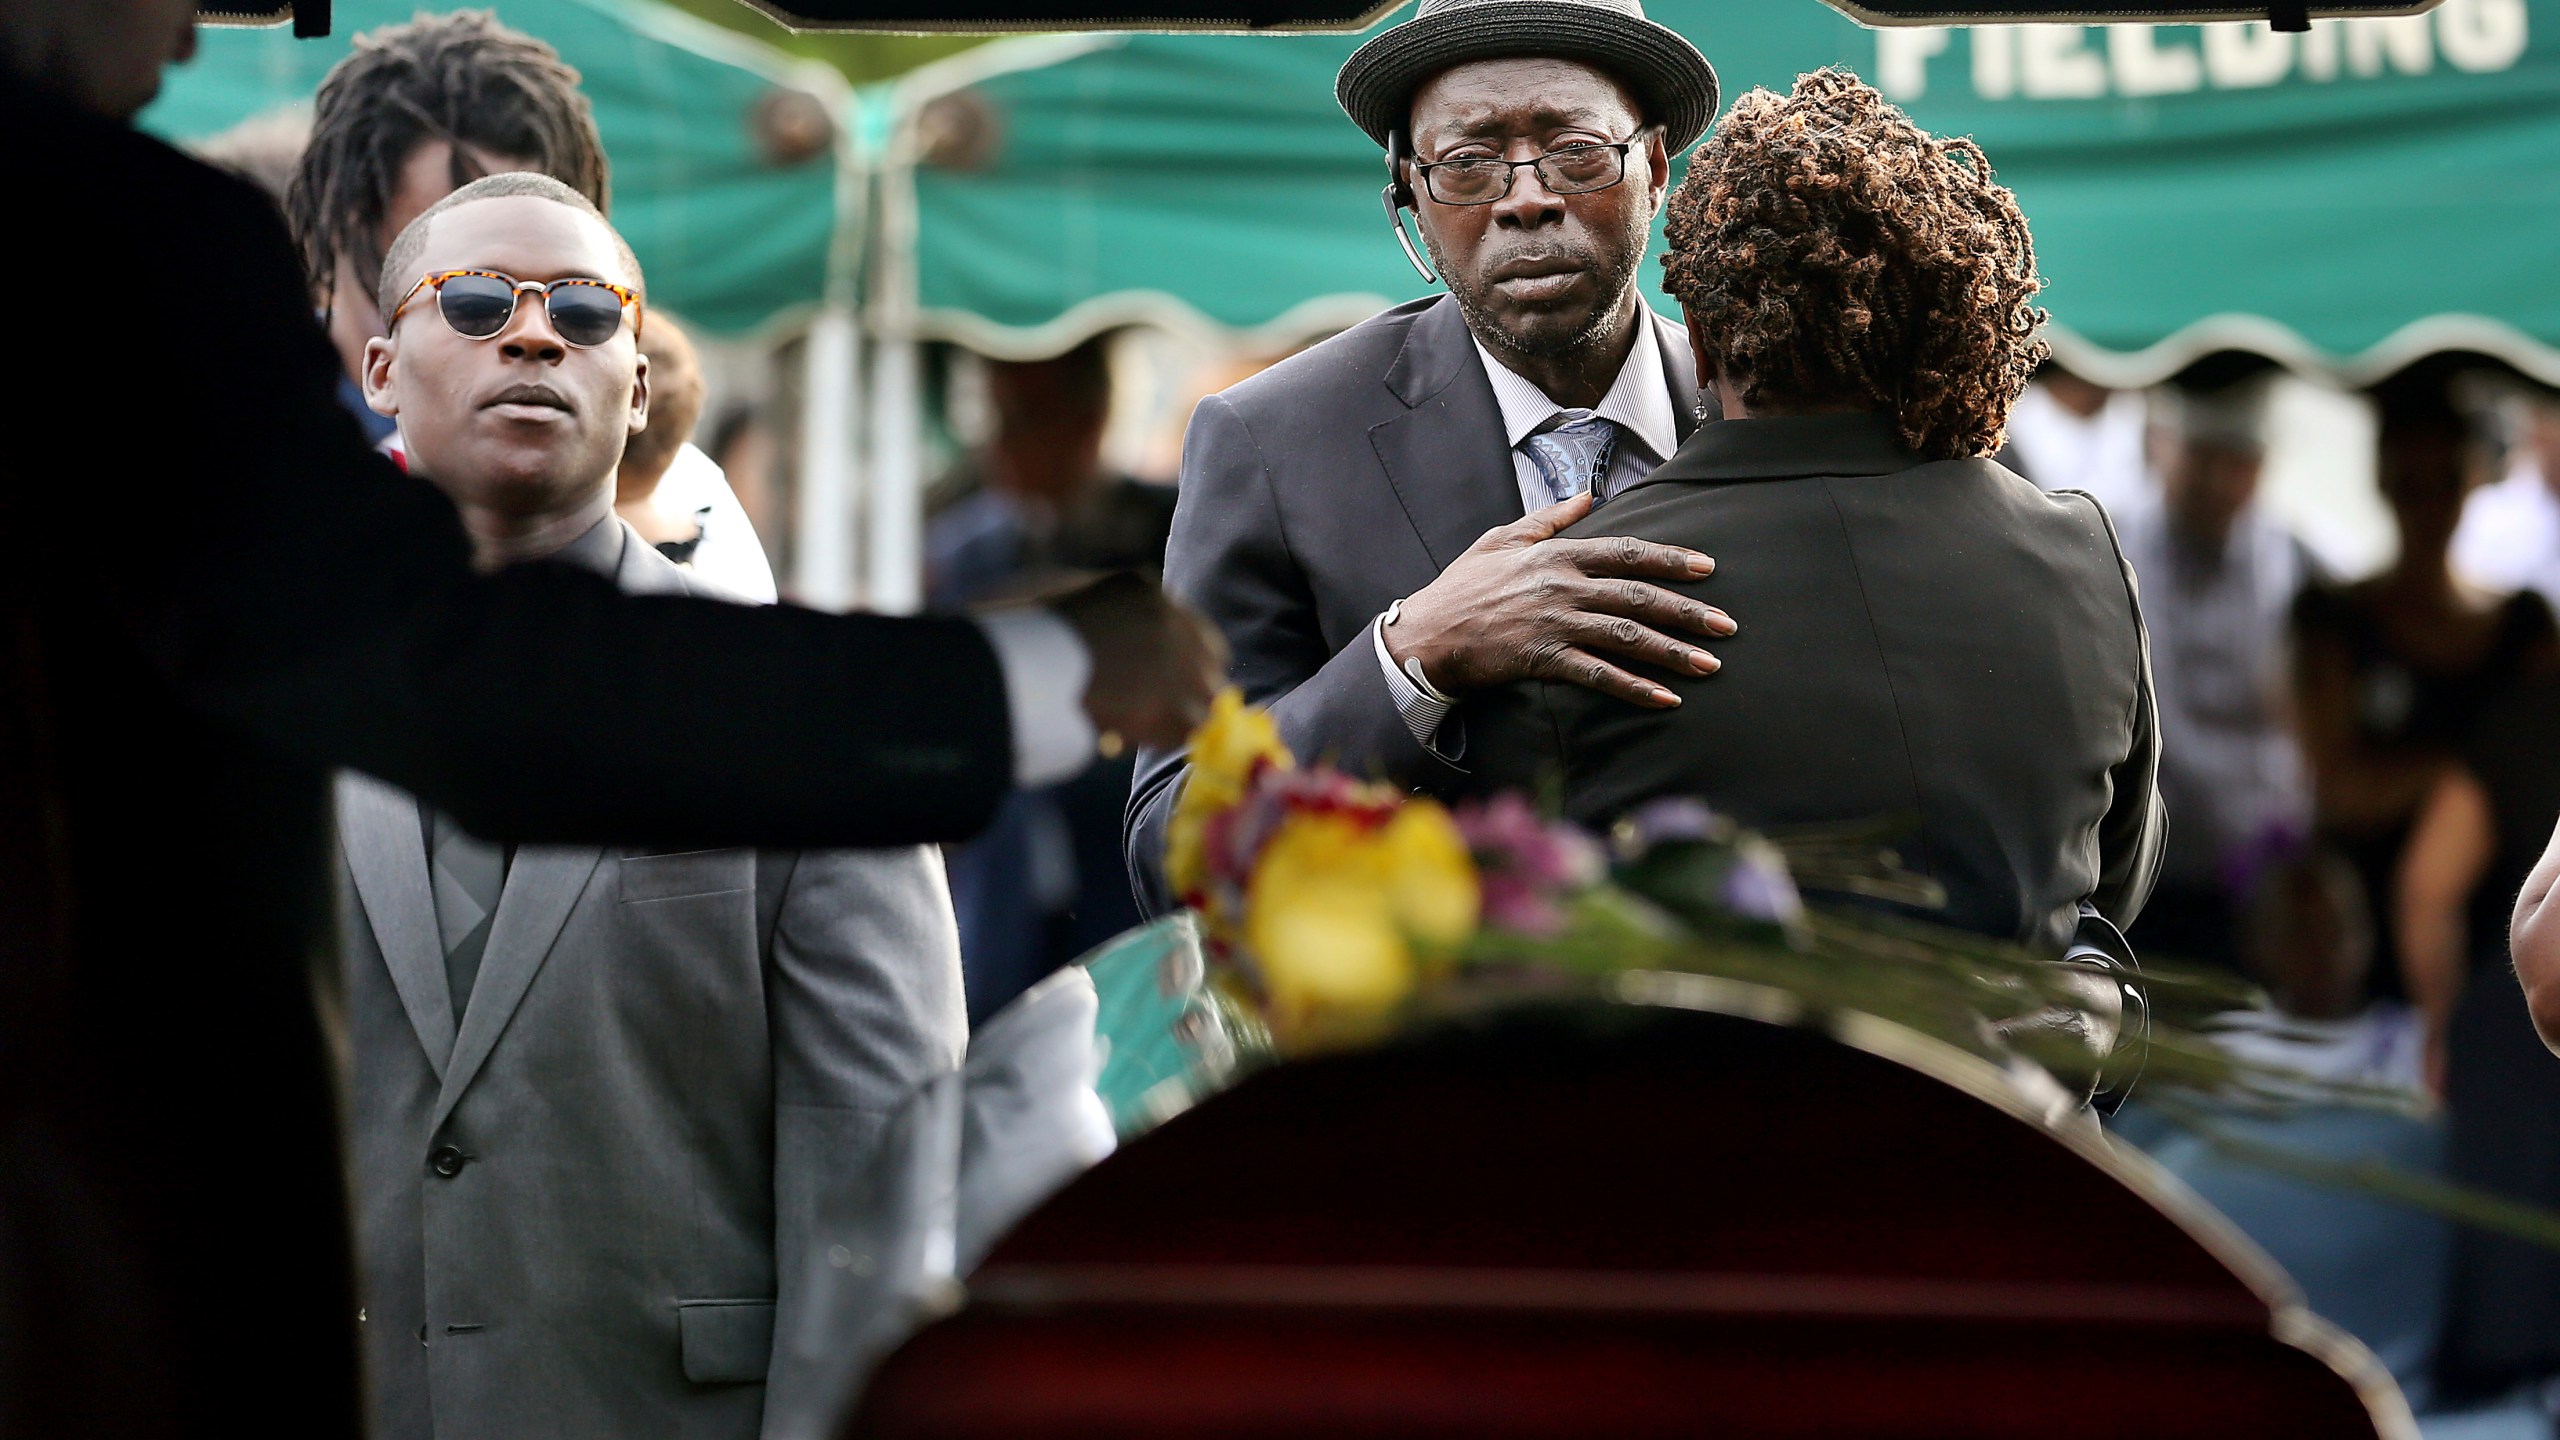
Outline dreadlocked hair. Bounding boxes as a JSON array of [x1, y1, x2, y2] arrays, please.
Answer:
[[1659, 68, 2048, 460], [286, 11, 608, 311]]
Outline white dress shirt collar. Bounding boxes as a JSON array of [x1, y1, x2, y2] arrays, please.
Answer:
[[1471, 307, 1683, 465]]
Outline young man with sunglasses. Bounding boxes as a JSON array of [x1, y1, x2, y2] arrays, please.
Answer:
[[289, 11, 780, 602], [1126, 0, 1736, 911], [343, 171, 962, 1440]]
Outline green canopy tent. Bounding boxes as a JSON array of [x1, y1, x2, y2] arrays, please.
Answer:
[[835, 1, 2555, 609], [880, 0, 2560, 383], [147, 0, 854, 338]]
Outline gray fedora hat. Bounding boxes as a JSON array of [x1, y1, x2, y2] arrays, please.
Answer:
[[1336, 0, 1719, 157]]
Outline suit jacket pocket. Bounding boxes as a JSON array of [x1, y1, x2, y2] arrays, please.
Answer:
[[620, 849, 755, 903], [676, 1298, 775, 1385]]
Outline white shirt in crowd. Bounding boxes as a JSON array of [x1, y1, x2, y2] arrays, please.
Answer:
[[2114, 497, 2311, 888], [1375, 311, 1691, 750], [2451, 458, 2560, 613], [2005, 380, 2152, 519], [645, 441, 777, 604]]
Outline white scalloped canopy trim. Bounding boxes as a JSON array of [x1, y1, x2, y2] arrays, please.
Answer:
[[2045, 313, 2560, 390], [904, 290, 2560, 389]]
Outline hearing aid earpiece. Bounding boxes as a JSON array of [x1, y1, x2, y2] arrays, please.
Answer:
[[1380, 129, 1438, 285]]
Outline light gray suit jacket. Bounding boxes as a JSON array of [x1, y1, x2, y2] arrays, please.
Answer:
[[337, 520, 966, 1440]]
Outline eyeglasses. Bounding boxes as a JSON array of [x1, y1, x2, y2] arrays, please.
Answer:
[[1411, 128, 1659, 207], [388, 269, 642, 348]]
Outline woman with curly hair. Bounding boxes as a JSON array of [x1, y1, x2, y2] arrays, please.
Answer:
[[1466, 68, 2164, 961]]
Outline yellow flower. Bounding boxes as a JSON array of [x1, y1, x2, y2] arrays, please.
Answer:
[[1157, 691, 1483, 1045], [1188, 688, 1293, 809], [1246, 814, 1413, 1025], [1164, 689, 1293, 902], [1378, 800, 1479, 954]]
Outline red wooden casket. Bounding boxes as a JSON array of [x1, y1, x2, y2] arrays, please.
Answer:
[[846, 987, 2410, 1439]]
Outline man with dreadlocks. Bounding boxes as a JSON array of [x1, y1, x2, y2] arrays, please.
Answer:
[[1464, 69, 2165, 975], [290, 11, 606, 414]]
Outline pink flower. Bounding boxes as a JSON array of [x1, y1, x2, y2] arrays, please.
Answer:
[[1454, 794, 1604, 936]]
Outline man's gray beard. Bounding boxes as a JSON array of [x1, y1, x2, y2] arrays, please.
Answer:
[[1425, 226, 1644, 367]]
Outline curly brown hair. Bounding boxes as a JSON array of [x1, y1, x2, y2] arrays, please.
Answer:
[[1660, 68, 2048, 460]]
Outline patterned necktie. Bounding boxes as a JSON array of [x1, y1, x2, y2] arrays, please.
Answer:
[[1522, 411, 1618, 505], [428, 808, 506, 1014]]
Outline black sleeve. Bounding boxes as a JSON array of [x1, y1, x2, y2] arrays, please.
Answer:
[[54, 120, 1010, 849]]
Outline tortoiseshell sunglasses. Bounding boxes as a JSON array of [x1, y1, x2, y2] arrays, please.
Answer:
[[389, 269, 642, 349]]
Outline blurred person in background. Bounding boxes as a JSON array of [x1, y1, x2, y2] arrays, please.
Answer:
[[344, 174, 960, 1439], [2396, 751, 2560, 1420], [2389, 595, 2560, 1411], [2292, 372, 2558, 1009], [708, 402, 784, 562], [613, 312, 779, 601], [2396, 698, 2560, 1094], [2450, 385, 2560, 611], [2228, 850, 2410, 1076], [2115, 377, 2312, 971], [2002, 358, 2152, 518], [927, 336, 1177, 1021], [2118, 851, 2448, 1399], [191, 105, 307, 211], [927, 336, 1177, 610]]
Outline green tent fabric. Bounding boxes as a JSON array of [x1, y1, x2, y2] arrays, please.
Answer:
[[149, 0, 846, 336], [888, 0, 2560, 384]]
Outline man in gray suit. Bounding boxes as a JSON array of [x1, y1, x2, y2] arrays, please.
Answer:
[[338, 172, 962, 1439], [1126, 0, 1739, 911]]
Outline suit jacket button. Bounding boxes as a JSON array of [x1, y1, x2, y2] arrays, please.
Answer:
[[428, 1144, 468, 1178]]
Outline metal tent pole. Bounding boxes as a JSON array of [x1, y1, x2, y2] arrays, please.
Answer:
[[791, 70, 872, 612], [862, 82, 927, 616]]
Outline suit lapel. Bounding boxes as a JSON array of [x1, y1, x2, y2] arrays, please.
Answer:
[[337, 772, 457, 1081], [1368, 296, 1522, 572], [432, 843, 605, 1132]]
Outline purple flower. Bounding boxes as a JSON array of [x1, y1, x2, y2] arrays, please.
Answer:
[[1609, 796, 1733, 860], [1718, 839, 1804, 926]]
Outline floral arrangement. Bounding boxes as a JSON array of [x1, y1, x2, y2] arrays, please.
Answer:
[[1150, 690, 2560, 1253], [1169, 690, 2314, 1093]]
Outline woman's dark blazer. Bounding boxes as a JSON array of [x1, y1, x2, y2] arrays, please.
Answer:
[[1465, 412, 2165, 954]]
